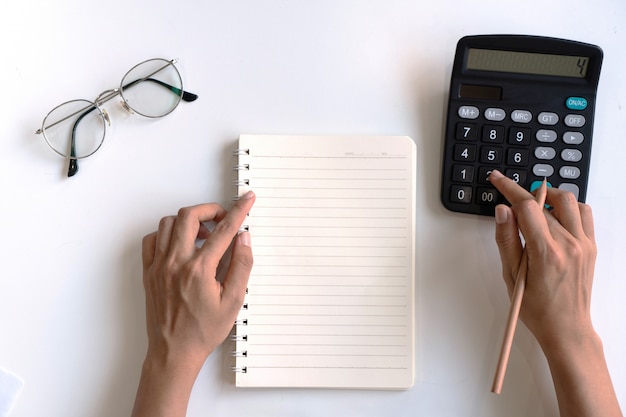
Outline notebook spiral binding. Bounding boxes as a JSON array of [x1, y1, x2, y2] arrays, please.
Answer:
[[232, 147, 251, 374]]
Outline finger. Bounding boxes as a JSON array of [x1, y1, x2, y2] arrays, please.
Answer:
[[542, 187, 589, 239], [155, 216, 176, 261], [579, 203, 595, 242], [142, 232, 157, 270], [494, 204, 522, 295], [511, 197, 553, 266], [221, 232, 253, 314], [170, 203, 227, 257], [197, 222, 211, 240], [489, 170, 535, 206], [201, 191, 256, 260]]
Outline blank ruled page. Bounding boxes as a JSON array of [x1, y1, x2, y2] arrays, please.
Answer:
[[234, 135, 416, 389]]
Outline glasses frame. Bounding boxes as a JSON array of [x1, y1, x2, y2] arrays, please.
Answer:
[[36, 58, 198, 177]]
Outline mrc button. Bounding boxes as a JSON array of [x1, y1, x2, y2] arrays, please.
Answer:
[[511, 110, 532, 123]]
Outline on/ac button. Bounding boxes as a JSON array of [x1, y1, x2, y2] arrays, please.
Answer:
[[566, 97, 588, 110]]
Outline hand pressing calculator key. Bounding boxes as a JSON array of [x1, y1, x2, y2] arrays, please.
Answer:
[[440, 35, 603, 216]]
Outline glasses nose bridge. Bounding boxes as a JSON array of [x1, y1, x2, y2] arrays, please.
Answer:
[[94, 88, 121, 107]]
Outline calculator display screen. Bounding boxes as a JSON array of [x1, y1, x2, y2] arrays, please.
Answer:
[[466, 48, 589, 78]]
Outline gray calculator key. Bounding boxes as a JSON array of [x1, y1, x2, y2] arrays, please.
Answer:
[[484, 108, 506, 121], [536, 129, 557, 143], [458, 106, 480, 119], [533, 164, 554, 177], [561, 149, 583, 162], [563, 131, 584, 145], [560, 166, 581, 179], [538, 112, 559, 125], [564, 114, 586, 127], [558, 183, 580, 199], [535, 147, 556, 160], [511, 110, 532, 123]]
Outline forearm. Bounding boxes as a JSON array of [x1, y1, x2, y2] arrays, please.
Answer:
[[131, 353, 203, 417], [541, 330, 622, 417]]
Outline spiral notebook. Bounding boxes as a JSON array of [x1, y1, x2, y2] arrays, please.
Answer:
[[232, 135, 416, 389]]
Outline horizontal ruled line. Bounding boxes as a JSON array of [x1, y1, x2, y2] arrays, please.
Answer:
[[252, 353, 408, 357], [251, 343, 407, 347], [254, 244, 407, 248], [250, 324, 406, 327], [253, 284, 406, 287], [240, 366, 409, 370], [248, 333, 406, 337], [251, 216, 406, 219], [254, 186, 407, 191], [253, 270, 407, 279], [251, 304, 407, 307], [250, 313, 406, 317], [250, 155, 407, 159]]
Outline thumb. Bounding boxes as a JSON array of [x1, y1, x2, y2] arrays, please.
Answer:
[[494, 204, 523, 296]]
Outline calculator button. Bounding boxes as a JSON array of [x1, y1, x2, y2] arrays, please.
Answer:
[[538, 112, 559, 125], [507, 148, 530, 166], [480, 146, 503, 164], [560, 166, 581, 179], [563, 131, 584, 145], [535, 147, 556, 160], [478, 167, 496, 184], [477, 187, 499, 205], [456, 123, 478, 140], [458, 106, 480, 119], [561, 149, 583, 162], [511, 110, 532, 123], [564, 114, 586, 127], [566, 97, 588, 111], [484, 108, 506, 121], [533, 164, 555, 177], [451, 185, 472, 203], [505, 168, 527, 186], [530, 180, 553, 193], [509, 127, 531, 145], [536, 129, 557, 143], [454, 144, 476, 161], [558, 183, 580, 199], [452, 164, 475, 182], [482, 125, 505, 143]]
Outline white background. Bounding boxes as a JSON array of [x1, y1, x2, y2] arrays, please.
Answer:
[[1, 1, 624, 416]]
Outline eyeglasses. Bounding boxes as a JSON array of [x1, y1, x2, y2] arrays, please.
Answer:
[[36, 58, 198, 177]]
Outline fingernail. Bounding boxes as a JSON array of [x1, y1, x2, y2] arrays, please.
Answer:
[[495, 205, 509, 224], [240, 190, 255, 200], [490, 169, 504, 180], [239, 231, 251, 247]]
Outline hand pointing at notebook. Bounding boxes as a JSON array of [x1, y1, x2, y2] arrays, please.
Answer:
[[131, 191, 256, 417]]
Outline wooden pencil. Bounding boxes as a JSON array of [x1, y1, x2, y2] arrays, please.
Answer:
[[492, 178, 548, 394]]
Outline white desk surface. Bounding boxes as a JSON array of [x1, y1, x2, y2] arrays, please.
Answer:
[[1, 1, 624, 416]]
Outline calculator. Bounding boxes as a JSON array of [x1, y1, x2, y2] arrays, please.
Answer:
[[440, 35, 603, 216]]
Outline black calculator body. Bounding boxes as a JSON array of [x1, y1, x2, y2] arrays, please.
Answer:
[[441, 35, 603, 216]]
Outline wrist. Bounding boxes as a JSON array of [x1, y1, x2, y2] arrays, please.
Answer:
[[535, 319, 597, 355], [131, 350, 205, 417]]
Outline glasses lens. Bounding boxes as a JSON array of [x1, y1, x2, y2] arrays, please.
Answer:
[[41, 99, 106, 158], [120, 58, 183, 118]]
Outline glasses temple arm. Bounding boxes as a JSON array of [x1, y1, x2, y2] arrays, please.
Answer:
[[122, 78, 198, 102], [66, 104, 99, 177]]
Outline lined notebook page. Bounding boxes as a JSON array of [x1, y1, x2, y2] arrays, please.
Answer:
[[233, 135, 416, 389]]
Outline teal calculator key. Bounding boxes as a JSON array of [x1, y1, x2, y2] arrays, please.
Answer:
[[530, 180, 552, 193], [530, 180, 552, 208], [566, 97, 588, 110]]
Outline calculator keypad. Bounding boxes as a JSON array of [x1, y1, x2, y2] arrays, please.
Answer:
[[444, 103, 590, 215]]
